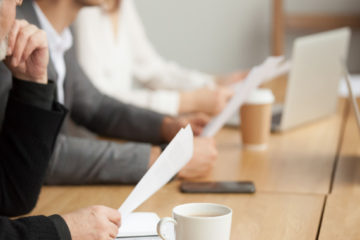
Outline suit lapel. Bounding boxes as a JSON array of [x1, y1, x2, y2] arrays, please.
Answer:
[[17, 0, 41, 28], [47, 60, 58, 83]]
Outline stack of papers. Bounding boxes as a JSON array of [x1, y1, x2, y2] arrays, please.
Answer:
[[201, 56, 290, 137]]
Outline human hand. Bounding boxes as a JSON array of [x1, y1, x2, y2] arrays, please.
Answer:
[[4, 20, 49, 84], [182, 87, 233, 116], [160, 113, 210, 142], [62, 205, 121, 240], [216, 71, 249, 86], [148, 146, 161, 167], [178, 137, 218, 179], [179, 87, 233, 116], [182, 112, 211, 136]]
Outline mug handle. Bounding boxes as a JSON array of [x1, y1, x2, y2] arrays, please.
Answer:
[[157, 217, 177, 240]]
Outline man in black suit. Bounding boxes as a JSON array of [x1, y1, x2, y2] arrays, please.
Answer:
[[0, 0, 121, 239]]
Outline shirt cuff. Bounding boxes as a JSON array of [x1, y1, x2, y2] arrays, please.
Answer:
[[147, 90, 180, 116], [10, 77, 56, 110], [49, 215, 72, 240], [186, 72, 217, 90]]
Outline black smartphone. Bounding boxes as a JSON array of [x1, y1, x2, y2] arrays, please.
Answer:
[[180, 181, 256, 194]]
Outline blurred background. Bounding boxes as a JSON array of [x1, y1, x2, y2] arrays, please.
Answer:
[[135, 0, 360, 74]]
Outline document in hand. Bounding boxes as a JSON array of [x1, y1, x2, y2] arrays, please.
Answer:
[[201, 56, 290, 137], [118, 125, 194, 220]]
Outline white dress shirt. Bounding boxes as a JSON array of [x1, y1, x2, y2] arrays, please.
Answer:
[[73, 0, 215, 115], [33, 2, 73, 104]]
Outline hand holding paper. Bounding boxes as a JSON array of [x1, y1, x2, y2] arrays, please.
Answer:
[[119, 125, 194, 219], [201, 56, 290, 137]]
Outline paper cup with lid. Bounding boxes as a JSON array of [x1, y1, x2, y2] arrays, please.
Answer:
[[240, 88, 275, 151]]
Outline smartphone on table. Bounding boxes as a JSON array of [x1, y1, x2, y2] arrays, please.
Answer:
[[180, 181, 256, 194]]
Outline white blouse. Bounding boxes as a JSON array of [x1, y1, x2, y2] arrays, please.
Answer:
[[73, 0, 215, 115]]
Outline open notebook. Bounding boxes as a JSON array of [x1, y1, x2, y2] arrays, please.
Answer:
[[116, 212, 161, 239]]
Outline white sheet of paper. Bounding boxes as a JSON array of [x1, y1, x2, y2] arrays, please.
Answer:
[[201, 56, 290, 137], [118, 125, 194, 221], [117, 212, 160, 238]]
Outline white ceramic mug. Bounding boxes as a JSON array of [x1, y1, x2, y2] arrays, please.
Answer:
[[157, 203, 232, 240]]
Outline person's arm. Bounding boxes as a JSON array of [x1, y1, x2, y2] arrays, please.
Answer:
[[101, 87, 181, 116], [127, 0, 216, 91], [44, 113, 210, 185], [0, 79, 67, 216], [73, 11, 181, 116], [65, 47, 166, 144], [45, 135, 152, 185], [0, 205, 122, 240], [0, 215, 69, 240], [0, 19, 67, 216], [0, 19, 71, 240]]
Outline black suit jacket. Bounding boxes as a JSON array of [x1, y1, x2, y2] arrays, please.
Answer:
[[0, 79, 68, 240]]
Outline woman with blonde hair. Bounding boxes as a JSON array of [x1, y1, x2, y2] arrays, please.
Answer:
[[74, 0, 246, 116]]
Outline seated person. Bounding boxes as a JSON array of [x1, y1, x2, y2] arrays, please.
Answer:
[[0, 0, 217, 186], [74, 0, 245, 116], [0, 1, 121, 239]]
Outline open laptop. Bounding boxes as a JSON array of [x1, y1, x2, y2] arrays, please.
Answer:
[[272, 28, 351, 131]]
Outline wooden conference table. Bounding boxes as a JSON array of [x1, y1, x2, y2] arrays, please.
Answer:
[[29, 98, 359, 239]]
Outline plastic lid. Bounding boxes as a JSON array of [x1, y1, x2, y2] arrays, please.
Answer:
[[245, 88, 275, 105]]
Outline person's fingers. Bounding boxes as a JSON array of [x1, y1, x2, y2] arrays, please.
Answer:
[[204, 137, 218, 156], [21, 30, 48, 62], [238, 71, 249, 80], [105, 208, 121, 227], [178, 117, 189, 128], [212, 147, 218, 160], [201, 136, 214, 143], [191, 125, 202, 136], [210, 87, 233, 115], [108, 222, 119, 239], [187, 114, 208, 136], [7, 20, 28, 56], [209, 137, 216, 147], [193, 112, 211, 126], [11, 24, 38, 66], [223, 88, 235, 101]]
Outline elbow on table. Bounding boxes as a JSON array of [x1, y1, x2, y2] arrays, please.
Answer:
[[0, 195, 38, 217]]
